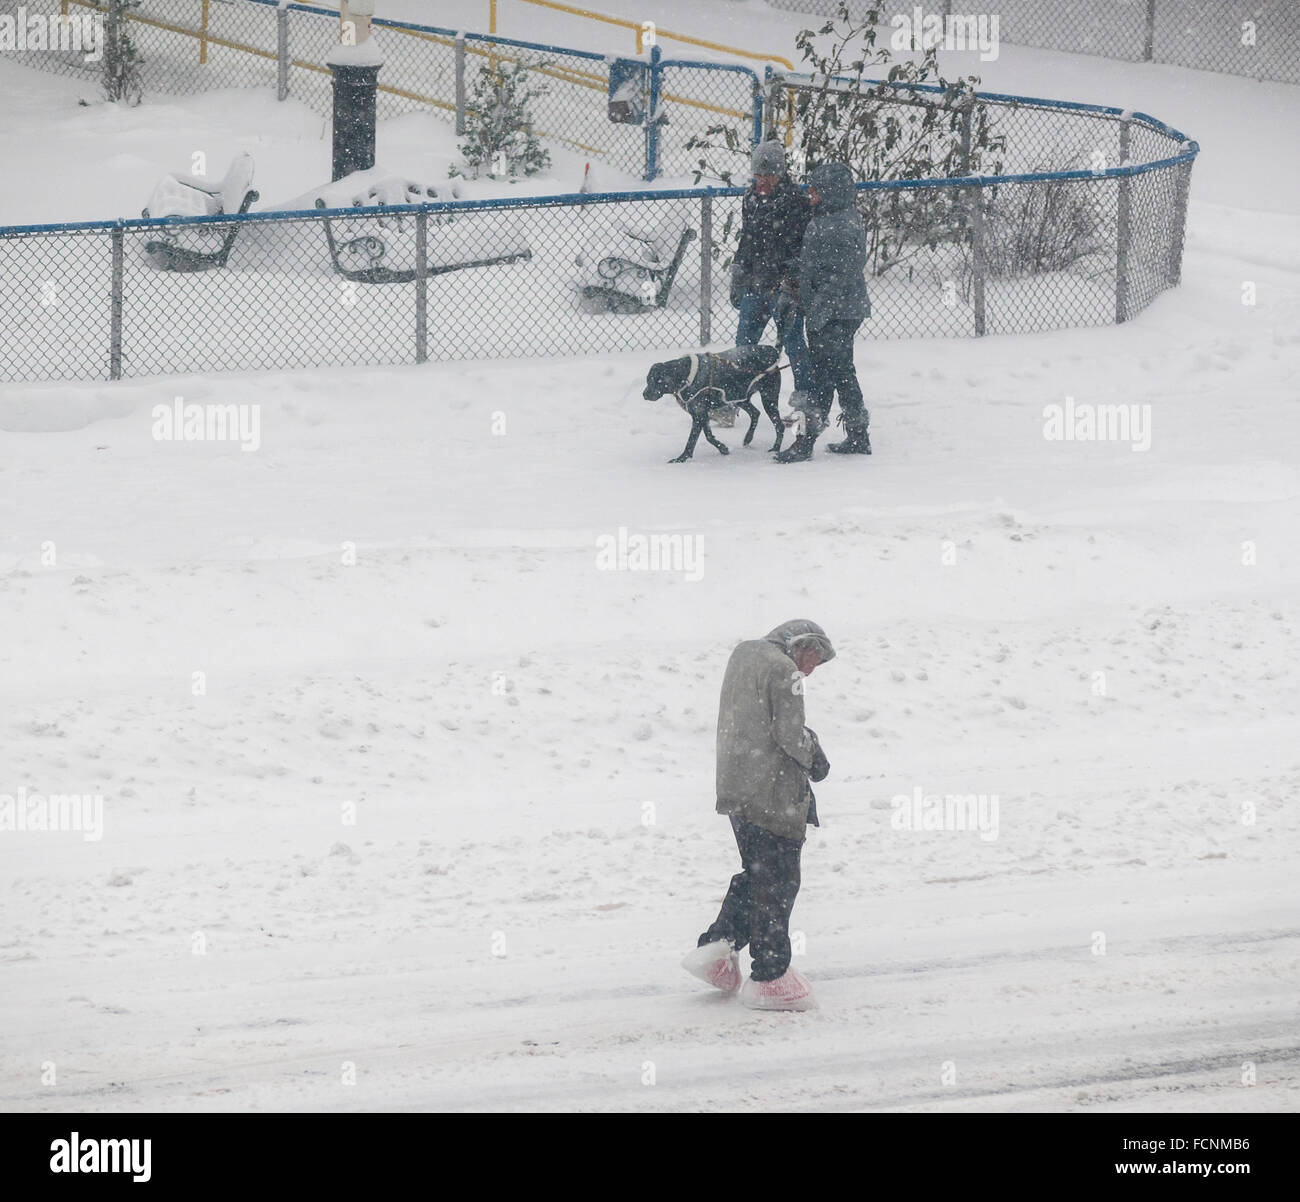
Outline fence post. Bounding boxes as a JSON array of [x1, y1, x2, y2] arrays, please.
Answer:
[[1143, 0, 1157, 61], [200, 0, 210, 65], [1168, 157, 1192, 286], [971, 181, 986, 336], [455, 35, 466, 136], [110, 223, 124, 380], [700, 192, 712, 346], [276, 4, 289, 101], [105, 0, 118, 85], [751, 71, 763, 148], [645, 44, 661, 182], [959, 99, 985, 335], [1115, 117, 1132, 322], [415, 207, 428, 363], [763, 66, 781, 142], [959, 97, 973, 172]]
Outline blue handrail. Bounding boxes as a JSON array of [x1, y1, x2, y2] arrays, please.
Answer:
[[0, 139, 1199, 241], [780, 71, 1198, 149]]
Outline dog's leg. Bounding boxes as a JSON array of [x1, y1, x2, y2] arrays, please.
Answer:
[[737, 400, 760, 446], [670, 416, 705, 463], [760, 377, 785, 453], [701, 417, 729, 456]]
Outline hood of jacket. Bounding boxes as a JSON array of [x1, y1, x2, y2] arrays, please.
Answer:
[[765, 619, 836, 664], [809, 162, 857, 213]]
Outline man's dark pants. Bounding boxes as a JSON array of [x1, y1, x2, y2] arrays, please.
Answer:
[[699, 815, 802, 982], [807, 317, 866, 434], [736, 287, 812, 392]]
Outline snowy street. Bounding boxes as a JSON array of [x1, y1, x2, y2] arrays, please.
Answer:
[[5, 276, 1297, 1108]]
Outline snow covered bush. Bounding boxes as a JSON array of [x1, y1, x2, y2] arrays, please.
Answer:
[[102, 0, 144, 106], [686, 2, 1006, 280], [975, 152, 1112, 282], [453, 59, 551, 181]]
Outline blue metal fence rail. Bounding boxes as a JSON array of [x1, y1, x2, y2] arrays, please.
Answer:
[[0, 6, 1200, 381], [0, 126, 1200, 240], [0, 114, 1199, 384]]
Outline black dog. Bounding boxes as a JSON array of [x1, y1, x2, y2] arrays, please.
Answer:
[[642, 344, 785, 463]]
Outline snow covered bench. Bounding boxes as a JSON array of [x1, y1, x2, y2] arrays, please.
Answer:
[[141, 151, 259, 272], [312, 174, 532, 285], [578, 221, 696, 314]]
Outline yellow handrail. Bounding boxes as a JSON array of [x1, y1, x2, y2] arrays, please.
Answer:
[[490, 0, 795, 70], [61, 0, 755, 162]]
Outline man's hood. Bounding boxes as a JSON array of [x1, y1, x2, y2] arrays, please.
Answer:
[[765, 619, 836, 663], [809, 162, 857, 213]]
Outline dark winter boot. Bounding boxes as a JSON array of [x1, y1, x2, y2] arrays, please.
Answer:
[[774, 411, 822, 463], [827, 411, 871, 454], [775, 434, 815, 463], [827, 431, 871, 454]]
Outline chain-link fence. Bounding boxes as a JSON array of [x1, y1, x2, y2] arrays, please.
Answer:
[[0, 2, 1198, 381], [0, 192, 725, 380], [657, 60, 761, 181], [759, 74, 1195, 336], [0, 0, 764, 181], [0, 0, 286, 95], [764, 0, 1300, 85], [448, 32, 646, 179], [0, 126, 1195, 384]]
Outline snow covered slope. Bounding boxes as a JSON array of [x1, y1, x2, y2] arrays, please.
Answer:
[[4, 202, 1298, 1108]]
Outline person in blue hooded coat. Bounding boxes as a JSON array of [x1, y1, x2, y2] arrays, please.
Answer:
[[776, 161, 872, 462]]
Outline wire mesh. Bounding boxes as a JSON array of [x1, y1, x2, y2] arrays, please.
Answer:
[[762, 0, 1300, 84], [0, 3, 1199, 381], [1153, 0, 1300, 83], [0, 138, 1195, 385], [457, 39, 643, 180], [973, 94, 1124, 177], [0, 0, 107, 87], [969, 0, 1151, 62], [3, 1, 774, 184], [1126, 163, 1175, 313], [0, 194, 733, 380], [121, 211, 419, 376], [0, 225, 114, 382], [6, 0, 288, 95], [430, 193, 716, 360], [763, 73, 1191, 338], [656, 62, 758, 182], [282, 4, 340, 117], [980, 173, 1120, 334]]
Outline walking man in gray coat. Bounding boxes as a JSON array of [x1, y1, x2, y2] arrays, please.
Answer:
[[682, 619, 834, 1010]]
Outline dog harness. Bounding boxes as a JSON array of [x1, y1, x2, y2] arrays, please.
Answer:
[[672, 353, 780, 414]]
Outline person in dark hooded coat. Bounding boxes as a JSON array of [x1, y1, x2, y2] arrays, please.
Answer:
[[776, 161, 872, 462], [730, 141, 813, 394], [681, 620, 834, 1011]]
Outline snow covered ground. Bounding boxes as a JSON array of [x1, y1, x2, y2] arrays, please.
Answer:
[[2, 3, 1298, 1111]]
